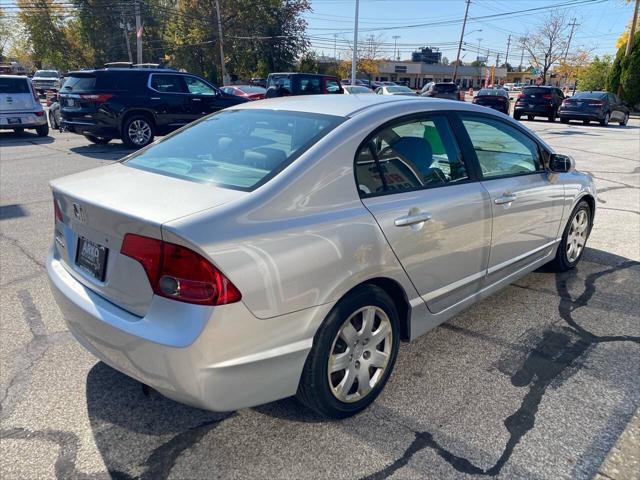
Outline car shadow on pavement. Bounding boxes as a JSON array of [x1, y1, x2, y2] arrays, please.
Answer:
[[82, 247, 639, 480], [0, 131, 55, 145], [69, 144, 135, 161]]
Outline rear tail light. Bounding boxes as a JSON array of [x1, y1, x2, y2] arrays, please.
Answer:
[[542, 94, 553, 100], [35, 111, 45, 117], [517, 93, 525, 99], [79, 93, 114, 103], [121, 233, 241, 306], [53, 198, 63, 223]]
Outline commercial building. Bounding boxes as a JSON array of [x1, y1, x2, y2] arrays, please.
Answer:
[[375, 61, 508, 89]]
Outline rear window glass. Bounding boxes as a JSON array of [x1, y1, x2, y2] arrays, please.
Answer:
[[433, 84, 458, 93], [478, 89, 507, 96], [523, 87, 552, 94], [124, 109, 344, 191], [573, 92, 607, 100], [267, 75, 292, 90], [0, 77, 30, 93], [62, 75, 96, 91], [387, 86, 413, 93], [238, 85, 265, 94]]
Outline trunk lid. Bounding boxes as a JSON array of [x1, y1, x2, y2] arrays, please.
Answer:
[[51, 163, 246, 316]]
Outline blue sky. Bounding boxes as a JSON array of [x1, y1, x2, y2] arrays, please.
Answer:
[[304, 0, 635, 65]]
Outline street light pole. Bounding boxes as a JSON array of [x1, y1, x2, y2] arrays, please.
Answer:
[[626, 0, 639, 57], [453, 0, 471, 82], [351, 0, 359, 85], [392, 35, 400, 61]]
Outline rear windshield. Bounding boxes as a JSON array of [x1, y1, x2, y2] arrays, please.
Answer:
[[267, 75, 292, 89], [387, 86, 413, 93], [238, 85, 266, 94], [433, 84, 458, 93], [0, 77, 30, 93], [124, 109, 344, 191], [523, 87, 552, 94], [62, 75, 96, 91], [572, 92, 607, 100], [478, 89, 507, 96], [35, 70, 58, 78]]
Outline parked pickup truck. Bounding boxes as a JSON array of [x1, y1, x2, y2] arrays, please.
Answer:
[[32, 70, 62, 94]]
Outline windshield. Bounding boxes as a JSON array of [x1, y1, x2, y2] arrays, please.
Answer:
[[0, 77, 30, 93], [125, 109, 344, 191], [35, 70, 58, 78], [388, 86, 413, 93]]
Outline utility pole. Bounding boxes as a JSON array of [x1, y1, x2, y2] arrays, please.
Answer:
[[453, 0, 471, 82], [564, 18, 578, 63], [134, 0, 142, 64], [351, 0, 359, 85], [333, 33, 338, 62], [215, 0, 226, 84], [495, 53, 500, 67], [626, 0, 639, 57], [122, 12, 132, 63], [392, 35, 400, 61], [519, 37, 525, 72], [505, 34, 512, 67]]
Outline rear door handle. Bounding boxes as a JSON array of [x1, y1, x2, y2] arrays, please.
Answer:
[[394, 212, 432, 227], [494, 193, 517, 205]]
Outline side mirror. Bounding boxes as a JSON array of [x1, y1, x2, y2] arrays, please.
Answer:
[[549, 153, 575, 173]]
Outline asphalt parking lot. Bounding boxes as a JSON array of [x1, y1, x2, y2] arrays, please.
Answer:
[[1, 118, 639, 480]]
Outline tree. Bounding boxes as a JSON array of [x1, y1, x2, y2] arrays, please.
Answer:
[[500, 62, 514, 72], [608, 33, 640, 108], [577, 55, 612, 91], [342, 33, 384, 79], [0, 7, 14, 61], [521, 13, 571, 83], [556, 49, 590, 86], [298, 51, 317, 72]]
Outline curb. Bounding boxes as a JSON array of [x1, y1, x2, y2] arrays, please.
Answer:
[[594, 407, 640, 480]]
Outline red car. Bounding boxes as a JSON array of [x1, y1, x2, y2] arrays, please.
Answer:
[[221, 85, 266, 100]]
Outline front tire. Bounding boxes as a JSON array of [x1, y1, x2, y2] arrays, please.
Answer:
[[620, 113, 629, 126], [297, 285, 400, 419], [122, 115, 155, 149], [549, 200, 592, 272], [13, 127, 24, 134], [527, 114, 534, 121]]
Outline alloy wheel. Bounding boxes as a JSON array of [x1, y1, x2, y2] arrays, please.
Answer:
[[327, 306, 393, 403], [566, 209, 589, 263], [128, 119, 152, 146]]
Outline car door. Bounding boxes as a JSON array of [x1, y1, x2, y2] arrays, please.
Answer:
[[148, 73, 191, 129], [357, 114, 492, 314], [455, 113, 564, 285], [183, 75, 229, 120]]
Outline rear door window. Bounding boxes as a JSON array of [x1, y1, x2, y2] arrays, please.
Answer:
[[150, 74, 187, 93], [0, 77, 30, 93], [355, 115, 468, 196], [299, 76, 322, 94], [325, 78, 341, 93]]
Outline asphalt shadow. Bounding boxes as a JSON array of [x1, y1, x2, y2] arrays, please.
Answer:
[[0, 131, 55, 145]]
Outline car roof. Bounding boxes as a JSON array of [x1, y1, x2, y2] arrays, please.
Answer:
[[230, 94, 490, 118], [67, 68, 177, 75], [0, 75, 29, 79]]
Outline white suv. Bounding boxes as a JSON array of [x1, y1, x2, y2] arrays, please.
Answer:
[[0, 75, 49, 136]]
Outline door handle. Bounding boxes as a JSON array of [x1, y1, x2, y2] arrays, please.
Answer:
[[394, 212, 432, 227], [494, 193, 517, 205], [191, 98, 202, 102]]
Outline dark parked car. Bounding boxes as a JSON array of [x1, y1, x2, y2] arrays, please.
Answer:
[[59, 68, 248, 148], [472, 88, 510, 115], [421, 82, 461, 101], [514, 86, 565, 122], [559, 91, 629, 126], [266, 73, 343, 97]]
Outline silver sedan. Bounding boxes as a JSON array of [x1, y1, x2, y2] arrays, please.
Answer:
[[47, 95, 596, 418]]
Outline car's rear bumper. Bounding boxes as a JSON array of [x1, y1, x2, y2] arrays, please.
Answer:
[[558, 110, 602, 121], [0, 112, 47, 129], [47, 247, 332, 411], [514, 105, 554, 115], [61, 119, 119, 138]]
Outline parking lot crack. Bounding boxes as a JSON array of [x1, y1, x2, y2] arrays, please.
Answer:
[[0, 232, 45, 270]]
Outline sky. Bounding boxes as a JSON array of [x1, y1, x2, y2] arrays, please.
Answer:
[[304, 0, 635, 65]]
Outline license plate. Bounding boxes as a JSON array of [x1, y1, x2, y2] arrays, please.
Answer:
[[7, 117, 21, 124], [66, 98, 75, 107], [75, 237, 108, 281], [577, 102, 583, 107]]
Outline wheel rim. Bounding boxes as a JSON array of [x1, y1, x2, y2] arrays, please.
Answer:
[[604, 114, 610, 125], [327, 306, 393, 403], [566, 209, 589, 263], [128, 119, 151, 146]]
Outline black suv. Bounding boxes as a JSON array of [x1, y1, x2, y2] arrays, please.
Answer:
[[514, 86, 565, 122], [60, 68, 248, 148]]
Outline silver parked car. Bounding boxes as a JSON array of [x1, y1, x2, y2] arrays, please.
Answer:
[[0, 75, 49, 136], [48, 95, 596, 418]]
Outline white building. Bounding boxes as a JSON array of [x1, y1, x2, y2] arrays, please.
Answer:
[[375, 61, 508, 89]]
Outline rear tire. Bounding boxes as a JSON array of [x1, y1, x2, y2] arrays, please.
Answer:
[[549, 200, 591, 272], [514, 112, 521, 120], [122, 114, 155, 149], [297, 285, 400, 419], [35, 124, 49, 137], [599, 112, 610, 126], [84, 134, 112, 145], [13, 127, 24, 134], [560, 117, 569, 124], [548, 109, 556, 122], [583, 119, 590, 125], [620, 113, 629, 126], [527, 115, 534, 121]]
